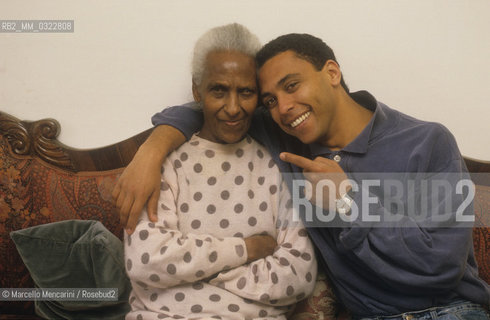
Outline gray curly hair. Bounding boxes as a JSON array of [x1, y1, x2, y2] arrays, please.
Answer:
[[191, 23, 262, 86]]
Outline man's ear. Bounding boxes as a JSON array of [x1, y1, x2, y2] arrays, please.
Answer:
[[192, 81, 201, 103], [322, 60, 342, 87]]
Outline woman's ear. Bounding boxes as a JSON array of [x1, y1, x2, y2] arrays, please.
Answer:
[[192, 81, 201, 103]]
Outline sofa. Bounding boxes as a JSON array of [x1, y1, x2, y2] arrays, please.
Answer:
[[0, 110, 489, 319]]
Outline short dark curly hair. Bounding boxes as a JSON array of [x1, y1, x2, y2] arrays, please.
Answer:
[[256, 33, 349, 92]]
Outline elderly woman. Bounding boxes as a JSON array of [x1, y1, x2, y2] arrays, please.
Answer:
[[124, 23, 317, 320]]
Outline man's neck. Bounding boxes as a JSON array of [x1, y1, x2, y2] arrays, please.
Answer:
[[322, 91, 373, 150]]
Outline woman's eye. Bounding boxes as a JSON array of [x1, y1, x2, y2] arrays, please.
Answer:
[[264, 97, 277, 109]]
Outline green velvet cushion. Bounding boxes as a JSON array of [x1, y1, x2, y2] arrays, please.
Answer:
[[10, 220, 131, 319]]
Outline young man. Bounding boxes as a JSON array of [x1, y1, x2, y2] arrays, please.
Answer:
[[114, 33, 490, 318]]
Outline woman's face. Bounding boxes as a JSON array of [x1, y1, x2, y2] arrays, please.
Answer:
[[193, 50, 258, 144]]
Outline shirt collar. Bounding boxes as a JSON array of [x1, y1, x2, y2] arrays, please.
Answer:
[[309, 90, 389, 157]]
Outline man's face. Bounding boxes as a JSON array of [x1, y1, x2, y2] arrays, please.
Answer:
[[258, 50, 337, 145], [194, 50, 258, 144]]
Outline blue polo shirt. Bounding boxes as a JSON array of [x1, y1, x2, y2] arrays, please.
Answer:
[[152, 91, 489, 316]]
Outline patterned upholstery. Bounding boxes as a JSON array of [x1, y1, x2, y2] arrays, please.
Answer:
[[0, 136, 123, 317]]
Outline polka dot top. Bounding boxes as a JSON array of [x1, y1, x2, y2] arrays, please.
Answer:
[[125, 134, 317, 320]]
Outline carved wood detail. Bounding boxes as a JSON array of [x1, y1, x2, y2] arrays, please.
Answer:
[[0, 111, 74, 170]]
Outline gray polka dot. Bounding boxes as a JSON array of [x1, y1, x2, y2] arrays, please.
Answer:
[[221, 190, 230, 200], [130, 296, 136, 304], [296, 292, 306, 301], [167, 264, 176, 274], [175, 292, 185, 302], [161, 181, 170, 191], [257, 149, 264, 158], [126, 259, 132, 271], [221, 161, 231, 172], [160, 246, 168, 255], [248, 190, 254, 199], [290, 249, 301, 257], [298, 229, 308, 237], [287, 285, 295, 296], [270, 299, 278, 305], [281, 219, 289, 230], [174, 159, 182, 168], [137, 314, 143, 320], [191, 220, 201, 229], [150, 293, 158, 301], [235, 148, 244, 157], [260, 293, 270, 302], [279, 257, 290, 266], [234, 203, 243, 213], [127, 235, 132, 246], [209, 251, 218, 263], [234, 232, 244, 238], [205, 150, 215, 158], [141, 253, 150, 264], [193, 163, 202, 173], [136, 281, 148, 289], [180, 152, 188, 162], [148, 222, 155, 228], [184, 252, 192, 263], [195, 239, 203, 247], [246, 136, 252, 143], [220, 219, 229, 228], [190, 140, 199, 146], [161, 203, 170, 210], [254, 275, 259, 283], [306, 272, 313, 282], [271, 272, 278, 284], [268, 159, 275, 168], [150, 274, 160, 282], [211, 316, 222, 319], [291, 265, 297, 275], [160, 306, 170, 312], [248, 162, 254, 171], [209, 294, 221, 302], [235, 245, 244, 257], [237, 277, 247, 289], [266, 261, 272, 270], [270, 185, 278, 194], [286, 199, 293, 209], [139, 230, 149, 241], [248, 217, 257, 226], [301, 252, 312, 261], [180, 203, 189, 213], [252, 264, 258, 274], [157, 314, 169, 319], [282, 242, 292, 248], [259, 202, 268, 211], [192, 282, 204, 290], [191, 304, 203, 313], [234, 176, 244, 185], [228, 304, 240, 312], [258, 176, 265, 185], [195, 270, 205, 277], [259, 310, 268, 317], [193, 192, 202, 201], [207, 177, 217, 185], [207, 204, 216, 214]]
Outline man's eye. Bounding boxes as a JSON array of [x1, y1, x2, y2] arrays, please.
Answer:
[[286, 82, 298, 92], [264, 97, 277, 109], [240, 89, 256, 97]]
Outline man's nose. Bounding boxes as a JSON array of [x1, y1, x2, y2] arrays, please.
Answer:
[[277, 94, 294, 115]]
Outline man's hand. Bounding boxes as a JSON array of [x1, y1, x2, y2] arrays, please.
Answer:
[[244, 235, 277, 263], [112, 125, 186, 234], [112, 145, 162, 233], [280, 152, 352, 210]]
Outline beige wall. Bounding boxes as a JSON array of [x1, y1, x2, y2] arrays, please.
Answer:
[[1, 0, 489, 159]]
